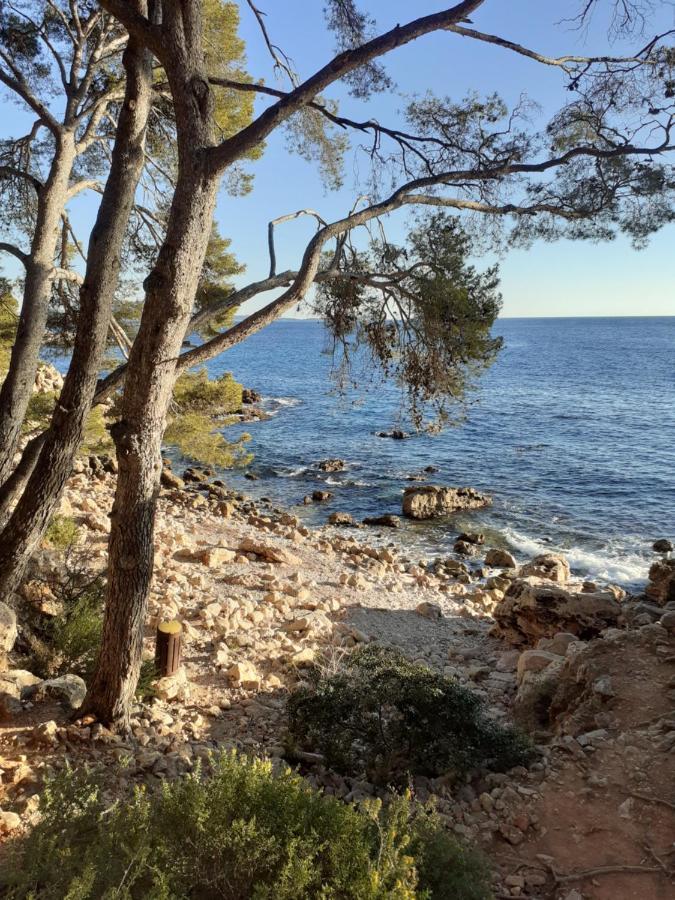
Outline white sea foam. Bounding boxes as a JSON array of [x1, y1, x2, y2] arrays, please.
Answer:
[[502, 528, 648, 586]]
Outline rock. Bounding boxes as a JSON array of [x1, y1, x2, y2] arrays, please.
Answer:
[[0, 601, 18, 655], [328, 512, 356, 527], [454, 540, 477, 556], [312, 490, 333, 502], [458, 532, 484, 545], [402, 485, 491, 520], [646, 558, 675, 605], [317, 458, 345, 472], [291, 648, 316, 667], [493, 579, 622, 646], [377, 430, 408, 439], [362, 514, 401, 528], [653, 538, 673, 553], [27, 674, 86, 709], [199, 546, 236, 567], [537, 632, 578, 655], [31, 720, 59, 745], [520, 553, 570, 584], [659, 610, 675, 632], [238, 537, 300, 566], [183, 467, 208, 483], [517, 649, 562, 683], [485, 548, 517, 568], [241, 388, 261, 404], [512, 662, 565, 731], [155, 668, 190, 702], [227, 661, 262, 690], [0, 810, 21, 833], [416, 601, 442, 620]]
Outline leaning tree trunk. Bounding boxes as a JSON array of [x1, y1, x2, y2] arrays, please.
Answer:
[[0, 35, 153, 602], [84, 5, 221, 726], [0, 133, 76, 486]]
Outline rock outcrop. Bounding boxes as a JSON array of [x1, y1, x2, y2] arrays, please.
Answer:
[[646, 558, 675, 605], [402, 485, 491, 520], [493, 578, 622, 646]]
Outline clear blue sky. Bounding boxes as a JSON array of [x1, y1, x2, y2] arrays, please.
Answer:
[[1, 1, 673, 318]]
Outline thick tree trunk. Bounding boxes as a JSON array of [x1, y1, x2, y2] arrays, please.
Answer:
[[84, 3, 221, 727], [0, 35, 153, 603], [84, 168, 220, 726], [0, 134, 76, 486]]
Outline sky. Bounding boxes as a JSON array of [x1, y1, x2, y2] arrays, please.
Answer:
[[1, 0, 674, 318]]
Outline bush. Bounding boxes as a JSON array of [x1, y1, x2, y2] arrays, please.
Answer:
[[288, 645, 531, 784], [43, 515, 80, 551], [172, 368, 243, 415], [2, 752, 492, 900]]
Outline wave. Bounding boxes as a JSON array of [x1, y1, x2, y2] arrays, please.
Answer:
[[501, 527, 649, 586], [273, 465, 309, 478]]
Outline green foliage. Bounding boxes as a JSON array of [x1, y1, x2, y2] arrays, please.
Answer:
[[314, 213, 502, 428], [22, 389, 57, 434], [288, 646, 531, 784], [164, 411, 252, 469], [172, 368, 242, 415], [2, 752, 492, 900], [193, 228, 244, 338], [29, 559, 106, 681], [43, 515, 80, 551], [165, 368, 251, 468], [80, 405, 114, 456], [0, 286, 17, 374]]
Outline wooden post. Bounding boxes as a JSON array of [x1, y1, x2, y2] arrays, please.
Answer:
[[155, 620, 182, 677]]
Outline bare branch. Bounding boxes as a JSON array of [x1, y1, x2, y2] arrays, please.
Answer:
[[0, 242, 29, 266], [268, 209, 327, 276]]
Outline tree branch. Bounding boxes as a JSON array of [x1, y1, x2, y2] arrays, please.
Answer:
[[207, 1, 489, 173]]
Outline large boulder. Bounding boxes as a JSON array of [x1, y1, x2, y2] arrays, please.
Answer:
[[485, 548, 517, 568], [520, 553, 570, 584], [402, 485, 491, 520], [493, 578, 622, 646], [645, 558, 675, 606], [26, 674, 86, 709]]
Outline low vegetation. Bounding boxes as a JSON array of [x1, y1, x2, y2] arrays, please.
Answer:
[[288, 646, 531, 784], [2, 752, 493, 900]]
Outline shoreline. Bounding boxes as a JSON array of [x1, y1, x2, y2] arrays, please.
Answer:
[[1, 457, 673, 898]]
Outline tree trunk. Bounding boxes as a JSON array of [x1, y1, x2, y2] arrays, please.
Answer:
[[0, 34, 153, 603], [84, 3, 221, 727], [0, 133, 76, 486]]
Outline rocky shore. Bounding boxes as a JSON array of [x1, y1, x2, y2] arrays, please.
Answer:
[[0, 454, 673, 899]]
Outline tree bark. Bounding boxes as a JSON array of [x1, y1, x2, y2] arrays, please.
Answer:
[[0, 29, 153, 603], [0, 133, 76, 486], [84, 1, 221, 728]]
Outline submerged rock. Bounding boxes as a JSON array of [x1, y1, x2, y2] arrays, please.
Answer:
[[317, 458, 345, 472], [402, 485, 491, 520], [362, 514, 401, 528]]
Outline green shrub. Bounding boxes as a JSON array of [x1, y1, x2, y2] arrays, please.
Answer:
[[164, 411, 252, 468], [43, 515, 80, 550], [2, 752, 492, 900], [172, 368, 243, 415], [288, 645, 531, 784]]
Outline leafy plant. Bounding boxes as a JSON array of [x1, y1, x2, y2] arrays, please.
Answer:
[[2, 752, 492, 899], [43, 515, 80, 551], [288, 645, 531, 784]]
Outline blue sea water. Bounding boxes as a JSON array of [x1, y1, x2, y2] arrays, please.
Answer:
[[206, 316, 675, 588]]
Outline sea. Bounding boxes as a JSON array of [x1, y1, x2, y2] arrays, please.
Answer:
[[202, 316, 675, 589]]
